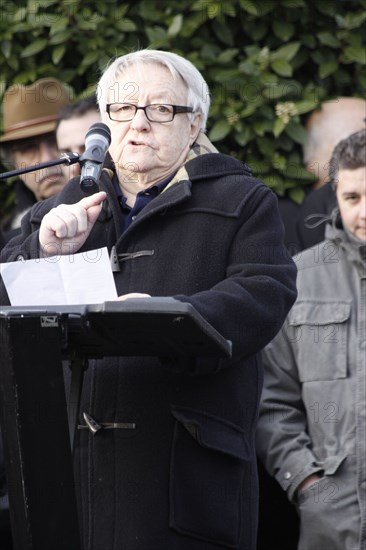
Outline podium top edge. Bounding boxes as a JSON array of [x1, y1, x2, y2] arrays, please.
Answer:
[[0, 297, 188, 316]]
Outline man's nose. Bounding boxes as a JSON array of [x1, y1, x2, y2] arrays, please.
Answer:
[[130, 108, 150, 131]]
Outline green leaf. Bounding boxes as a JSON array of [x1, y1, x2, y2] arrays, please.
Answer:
[[239, 0, 258, 15], [271, 59, 293, 77], [211, 68, 242, 83], [52, 44, 66, 65], [245, 20, 268, 41], [145, 25, 167, 46], [318, 60, 338, 79], [285, 120, 308, 144], [249, 158, 270, 175], [288, 187, 305, 204], [49, 29, 72, 45], [235, 127, 252, 146], [167, 14, 183, 37], [254, 1, 276, 16], [116, 18, 138, 32], [13, 69, 38, 83], [238, 60, 261, 76], [257, 136, 276, 157], [27, 0, 41, 14], [262, 173, 284, 191], [273, 117, 286, 137], [193, 1, 224, 19], [343, 45, 366, 65], [9, 22, 32, 33], [341, 11, 366, 30], [1, 40, 11, 60], [180, 14, 205, 38], [317, 31, 340, 48], [293, 99, 318, 115], [80, 50, 99, 68], [200, 43, 221, 60], [49, 16, 69, 35], [272, 153, 287, 170], [217, 49, 239, 63], [6, 55, 20, 71], [272, 21, 295, 42], [209, 119, 231, 141], [271, 42, 301, 62], [315, 1, 337, 16], [20, 39, 48, 58], [113, 5, 130, 20], [280, 163, 314, 180], [254, 119, 272, 136], [212, 19, 234, 46], [10, 7, 25, 23], [300, 33, 317, 49]]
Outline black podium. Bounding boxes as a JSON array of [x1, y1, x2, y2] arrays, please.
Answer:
[[0, 298, 231, 550]]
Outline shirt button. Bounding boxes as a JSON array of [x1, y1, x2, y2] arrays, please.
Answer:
[[16, 254, 25, 261], [284, 472, 292, 480], [131, 216, 136, 221]]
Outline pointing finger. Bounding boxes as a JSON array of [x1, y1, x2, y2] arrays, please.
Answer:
[[78, 191, 106, 211]]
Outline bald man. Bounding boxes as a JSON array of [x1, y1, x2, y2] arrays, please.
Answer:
[[297, 97, 366, 249]]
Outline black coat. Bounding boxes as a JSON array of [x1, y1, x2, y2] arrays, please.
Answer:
[[0, 153, 297, 550], [0, 179, 37, 247]]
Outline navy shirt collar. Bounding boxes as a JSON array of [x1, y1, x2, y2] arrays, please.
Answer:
[[112, 171, 176, 230]]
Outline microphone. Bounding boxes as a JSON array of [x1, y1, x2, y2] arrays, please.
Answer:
[[79, 122, 111, 194]]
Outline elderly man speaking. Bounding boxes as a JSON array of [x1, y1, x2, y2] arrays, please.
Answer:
[[0, 50, 297, 550]]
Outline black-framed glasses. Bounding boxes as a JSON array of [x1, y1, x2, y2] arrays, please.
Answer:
[[106, 103, 194, 123]]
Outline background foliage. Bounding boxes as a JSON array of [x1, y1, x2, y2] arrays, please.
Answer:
[[0, 0, 365, 215]]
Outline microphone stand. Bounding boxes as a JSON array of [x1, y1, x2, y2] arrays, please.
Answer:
[[0, 152, 80, 180]]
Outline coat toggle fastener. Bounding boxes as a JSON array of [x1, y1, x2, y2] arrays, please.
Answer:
[[78, 412, 136, 435]]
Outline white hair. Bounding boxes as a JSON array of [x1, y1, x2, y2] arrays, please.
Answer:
[[97, 49, 210, 132]]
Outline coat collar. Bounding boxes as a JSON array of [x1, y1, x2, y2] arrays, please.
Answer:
[[326, 208, 366, 272]]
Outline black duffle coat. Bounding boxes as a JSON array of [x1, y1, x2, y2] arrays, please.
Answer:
[[0, 153, 297, 550]]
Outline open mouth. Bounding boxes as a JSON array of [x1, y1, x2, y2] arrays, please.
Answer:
[[129, 140, 147, 146]]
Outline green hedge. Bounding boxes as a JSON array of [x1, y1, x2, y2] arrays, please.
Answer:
[[1, 0, 365, 214]]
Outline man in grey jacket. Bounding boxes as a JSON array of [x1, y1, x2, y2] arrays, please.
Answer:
[[257, 129, 366, 550]]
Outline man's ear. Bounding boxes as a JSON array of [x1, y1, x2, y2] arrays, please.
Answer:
[[190, 112, 201, 145]]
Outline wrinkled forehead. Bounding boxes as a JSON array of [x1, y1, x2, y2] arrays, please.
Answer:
[[106, 60, 188, 104]]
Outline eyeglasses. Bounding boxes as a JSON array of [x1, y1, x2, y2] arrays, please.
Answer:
[[106, 103, 194, 123]]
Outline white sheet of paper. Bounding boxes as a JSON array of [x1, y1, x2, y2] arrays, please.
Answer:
[[0, 247, 118, 306]]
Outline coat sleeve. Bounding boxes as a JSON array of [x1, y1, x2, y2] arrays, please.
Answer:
[[256, 323, 325, 502], [0, 177, 93, 305], [174, 184, 297, 365], [0, 210, 42, 262]]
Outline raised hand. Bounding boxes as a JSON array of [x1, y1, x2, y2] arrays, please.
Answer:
[[39, 191, 107, 256]]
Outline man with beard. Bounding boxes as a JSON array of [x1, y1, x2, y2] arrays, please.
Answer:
[[0, 76, 70, 548], [0, 77, 71, 245]]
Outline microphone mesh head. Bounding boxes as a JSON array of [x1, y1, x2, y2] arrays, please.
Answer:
[[85, 123, 111, 145]]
